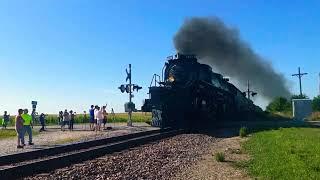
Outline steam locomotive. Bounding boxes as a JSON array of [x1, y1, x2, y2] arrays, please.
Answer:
[[142, 53, 260, 130]]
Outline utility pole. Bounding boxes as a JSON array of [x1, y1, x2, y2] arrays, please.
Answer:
[[245, 80, 257, 100], [292, 67, 307, 97], [318, 72, 320, 96]]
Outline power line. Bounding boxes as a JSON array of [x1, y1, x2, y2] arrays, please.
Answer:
[[292, 67, 308, 97]]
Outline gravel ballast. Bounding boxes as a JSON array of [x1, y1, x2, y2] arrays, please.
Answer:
[[26, 134, 217, 180]]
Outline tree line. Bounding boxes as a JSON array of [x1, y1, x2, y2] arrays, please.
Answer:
[[266, 94, 320, 113]]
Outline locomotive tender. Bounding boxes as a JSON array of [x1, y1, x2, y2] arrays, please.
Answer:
[[142, 53, 260, 130]]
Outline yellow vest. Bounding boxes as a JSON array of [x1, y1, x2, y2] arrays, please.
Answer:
[[22, 114, 32, 125]]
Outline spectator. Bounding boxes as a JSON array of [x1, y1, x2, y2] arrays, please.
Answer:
[[69, 110, 75, 131], [95, 106, 104, 131], [31, 109, 36, 124], [94, 105, 99, 125], [39, 113, 46, 132], [61, 109, 70, 131], [2, 111, 10, 129], [102, 106, 108, 130], [83, 111, 87, 124], [89, 105, 95, 131], [58, 111, 63, 124], [21, 109, 34, 145], [15, 109, 25, 148]]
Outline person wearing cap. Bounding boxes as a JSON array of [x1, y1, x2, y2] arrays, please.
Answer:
[[21, 109, 34, 145]]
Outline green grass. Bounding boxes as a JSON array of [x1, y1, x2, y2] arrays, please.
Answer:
[[239, 127, 248, 137], [0, 129, 39, 139], [214, 152, 225, 162], [242, 127, 320, 179]]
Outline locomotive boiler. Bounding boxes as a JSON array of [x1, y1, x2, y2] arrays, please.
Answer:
[[142, 53, 259, 130]]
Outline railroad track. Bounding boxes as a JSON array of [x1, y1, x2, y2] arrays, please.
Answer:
[[0, 128, 185, 179]]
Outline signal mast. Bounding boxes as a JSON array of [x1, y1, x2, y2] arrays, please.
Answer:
[[244, 80, 257, 100], [118, 64, 142, 126]]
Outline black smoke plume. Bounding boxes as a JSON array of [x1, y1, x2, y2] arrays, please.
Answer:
[[174, 17, 290, 100]]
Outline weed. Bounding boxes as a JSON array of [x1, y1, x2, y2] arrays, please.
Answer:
[[239, 127, 248, 137], [214, 152, 225, 162]]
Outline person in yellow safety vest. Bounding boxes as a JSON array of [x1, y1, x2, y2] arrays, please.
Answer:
[[21, 109, 34, 145]]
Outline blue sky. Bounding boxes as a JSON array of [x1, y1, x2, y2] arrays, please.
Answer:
[[1, 0, 320, 114]]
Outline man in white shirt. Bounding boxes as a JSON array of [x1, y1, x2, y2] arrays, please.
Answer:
[[94, 106, 104, 131]]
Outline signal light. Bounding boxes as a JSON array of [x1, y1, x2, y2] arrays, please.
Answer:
[[125, 84, 131, 93], [119, 85, 126, 93]]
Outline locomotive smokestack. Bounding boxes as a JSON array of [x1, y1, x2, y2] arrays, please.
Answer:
[[173, 17, 291, 100]]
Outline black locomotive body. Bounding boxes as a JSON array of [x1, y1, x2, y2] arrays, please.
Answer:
[[142, 53, 259, 130]]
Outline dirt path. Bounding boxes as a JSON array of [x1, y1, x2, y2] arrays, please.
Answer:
[[174, 136, 250, 180], [0, 123, 156, 156]]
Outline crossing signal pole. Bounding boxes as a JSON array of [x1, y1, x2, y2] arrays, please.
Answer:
[[292, 67, 307, 97], [118, 64, 142, 126], [245, 80, 257, 100]]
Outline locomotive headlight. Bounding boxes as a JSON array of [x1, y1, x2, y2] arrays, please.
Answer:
[[168, 76, 175, 82]]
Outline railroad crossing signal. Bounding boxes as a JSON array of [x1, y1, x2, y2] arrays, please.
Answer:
[[244, 80, 257, 100], [118, 64, 142, 126]]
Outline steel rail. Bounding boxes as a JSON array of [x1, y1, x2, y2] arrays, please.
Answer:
[[0, 128, 185, 179]]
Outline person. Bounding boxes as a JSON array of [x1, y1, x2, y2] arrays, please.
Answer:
[[95, 106, 104, 131], [61, 109, 70, 131], [89, 105, 95, 131], [69, 110, 75, 131], [15, 109, 25, 148], [102, 106, 108, 130], [21, 109, 33, 145], [83, 111, 87, 123], [31, 109, 36, 124], [39, 113, 46, 132], [58, 111, 63, 124], [2, 111, 10, 129]]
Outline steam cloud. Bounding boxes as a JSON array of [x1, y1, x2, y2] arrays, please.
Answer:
[[174, 17, 290, 100]]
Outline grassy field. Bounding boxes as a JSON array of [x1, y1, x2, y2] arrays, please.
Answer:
[[241, 127, 320, 179], [0, 112, 152, 126], [0, 129, 39, 139]]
